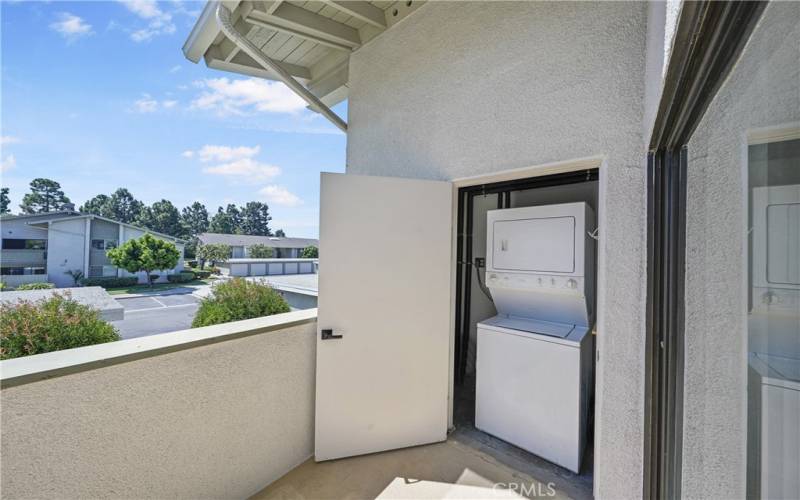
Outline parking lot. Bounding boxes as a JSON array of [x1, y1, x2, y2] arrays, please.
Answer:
[[111, 294, 200, 339]]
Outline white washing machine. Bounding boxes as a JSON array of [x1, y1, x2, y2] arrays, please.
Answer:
[[475, 202, 595, 473]]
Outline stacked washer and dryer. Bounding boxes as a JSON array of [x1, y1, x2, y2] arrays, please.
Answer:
[[475, 201, 595, 474]]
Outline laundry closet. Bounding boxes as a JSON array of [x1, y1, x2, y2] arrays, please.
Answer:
[[453, 169, 599, 480]]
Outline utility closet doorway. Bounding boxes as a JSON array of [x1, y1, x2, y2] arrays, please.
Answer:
[[452, 169, 599, 492]]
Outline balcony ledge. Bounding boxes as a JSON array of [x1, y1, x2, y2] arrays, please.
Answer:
[[0, 308, 318, 388]]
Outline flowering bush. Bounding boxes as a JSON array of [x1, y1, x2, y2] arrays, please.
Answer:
[[0, 293, 120, 360]]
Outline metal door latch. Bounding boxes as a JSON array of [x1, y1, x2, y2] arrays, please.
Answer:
[[321, 329, 342, 340]]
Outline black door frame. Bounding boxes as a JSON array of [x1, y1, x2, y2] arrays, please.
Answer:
[[453, 169, 599, 385], [644, 2, 767, 498]]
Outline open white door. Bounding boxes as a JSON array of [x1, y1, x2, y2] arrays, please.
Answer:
[[315, 172, 453, 461]]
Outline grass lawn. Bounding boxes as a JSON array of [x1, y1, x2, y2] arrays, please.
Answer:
[[105, 279, 214, 296]]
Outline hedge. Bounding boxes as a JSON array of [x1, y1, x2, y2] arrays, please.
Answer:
[[0, 294, 120, 359], [192, 278, 289, 328], [15, 282, 56, 290], [81, 277, 139, 288], [167, 272, 196, 284]]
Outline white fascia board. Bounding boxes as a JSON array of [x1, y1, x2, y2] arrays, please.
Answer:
[[183, 0, 243, 63], [205, 45, 312, 81]]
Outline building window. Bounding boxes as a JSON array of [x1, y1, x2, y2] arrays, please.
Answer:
[[1, 239, 46, 250], [88, 265, 117, 278], [0, 266, 46, 275], [91, 239, 118, 250]]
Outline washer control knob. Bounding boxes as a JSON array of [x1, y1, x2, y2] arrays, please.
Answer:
[[567, 279, 578, 289]]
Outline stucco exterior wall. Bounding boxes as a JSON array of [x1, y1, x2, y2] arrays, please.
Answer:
[[346, 3, 649, 497], [46, 218, 87, 288], [0, 218, 49, 240], [0, 319, 317, 500], [0, 219, 48, 268], [682, 4, 799, 498]]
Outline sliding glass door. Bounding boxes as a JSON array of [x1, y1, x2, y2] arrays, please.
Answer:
[[647, 2, 798, 498]]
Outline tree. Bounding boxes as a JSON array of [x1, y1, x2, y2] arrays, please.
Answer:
[[181, 202, 209, 237], [209, 207, 236, 234], [196, 243, 230, 269], [0, 187, 9, 214], [181, 202, 209, 259], [106, 233, 181, 287], [239, 201, 272, 236], [108, 188, 144, 223], [80, 194, 113, 217], [136, 199, 184, 237], [275, 229, 286, 237], [225, 204, 243, 233], [247, 243, 274, 258], [300, 245, 319, 258], [19, 178, 71, 213]]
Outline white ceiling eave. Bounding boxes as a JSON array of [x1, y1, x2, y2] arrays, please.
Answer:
[[183, 1, 425, 109]]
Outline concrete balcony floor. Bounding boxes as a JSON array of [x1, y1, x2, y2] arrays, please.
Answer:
[[252, 436, 568, 500], [253, 377, 593, 500]]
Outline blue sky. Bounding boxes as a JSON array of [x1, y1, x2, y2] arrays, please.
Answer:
[[0, 0, 347, 238]]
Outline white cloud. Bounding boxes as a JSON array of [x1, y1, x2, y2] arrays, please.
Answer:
[[195, 145, 260, 163], [1, 154, 16, 173], [185, 144, 281, 182], [119, 0, 175, 42], [169, 65, 182, 73], [203, 158, 281, 181], [120, 0, 162, 18], [133, 94, 159, 113], [190, 77, 306, 116], [49, 13, 93, 41], [131, 94, 178, 113], [1, 136, 20, 145], [259, 185, 303, 207]]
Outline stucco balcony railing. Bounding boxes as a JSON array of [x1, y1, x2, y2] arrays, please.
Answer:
[[0, 310, 317, 499]]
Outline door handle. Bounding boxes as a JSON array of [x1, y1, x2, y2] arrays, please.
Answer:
[[321, 329, 343, 340]]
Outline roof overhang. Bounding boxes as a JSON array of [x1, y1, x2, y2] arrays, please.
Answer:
[[29, 215, 187, 244], [182, 1, 425, 117]]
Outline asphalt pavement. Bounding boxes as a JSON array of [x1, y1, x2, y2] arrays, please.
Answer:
[[111, 294, 200, 339]]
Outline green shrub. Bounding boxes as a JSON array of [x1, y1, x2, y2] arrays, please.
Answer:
[[247, 244, 274, 258], [0, 294, 120, 360], [167, 272, 196, 283], [82, 277, 139, 288], [192, 278, 290, 328], [0, 282, 6, 291], [15, 282, 56, 290], [194, 270, 211, 279], [208, 267, 221, 275], [300, 245, 318, 258]]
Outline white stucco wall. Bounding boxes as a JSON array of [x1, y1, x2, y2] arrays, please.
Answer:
[[346, 3, 649, 497], [682, 4, 799, 498], [0, 218, 49, 240], [46, 219, 88, 288], [0, 315, 317, 500]]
